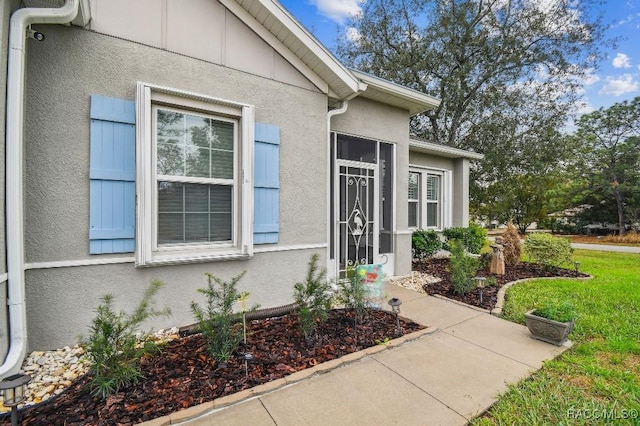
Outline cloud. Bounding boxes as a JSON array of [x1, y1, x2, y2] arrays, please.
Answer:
[[598, 74, 639, 96], [345, 26, 361, 42], [310, 0, 364, 24], [612, 53, 632, 69]]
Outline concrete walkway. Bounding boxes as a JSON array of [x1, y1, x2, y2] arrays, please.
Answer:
[[161, 284, 570, 425]]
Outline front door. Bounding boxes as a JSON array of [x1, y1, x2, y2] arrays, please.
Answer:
[[336, 160, 379, 278]]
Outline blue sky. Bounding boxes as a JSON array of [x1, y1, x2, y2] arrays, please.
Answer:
[[278, 0, 640, 114]]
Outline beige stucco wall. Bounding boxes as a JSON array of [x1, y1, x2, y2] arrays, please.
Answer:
[[87, 0, 318, 93], [22, 24, 329, 350], [330, 97, 413, 276]]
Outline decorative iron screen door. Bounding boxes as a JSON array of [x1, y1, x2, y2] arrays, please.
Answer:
[[336, 160, 379, 278]]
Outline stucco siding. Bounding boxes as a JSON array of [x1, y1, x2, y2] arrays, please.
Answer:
[[21, 25, 329, 349], [87, 0, 318, 93], [24, 25, 327, 263], [409, 151, 456, 171], [25, 249, 323, 350]]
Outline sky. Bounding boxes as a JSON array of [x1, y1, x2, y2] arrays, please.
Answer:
[[278, 0, 640, 115]]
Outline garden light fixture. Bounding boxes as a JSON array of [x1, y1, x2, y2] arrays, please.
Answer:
[[475, 277, 487, 304], [574, 261, 581, 276], [0, 373, 31, 426], [388, 298, 403, 335]]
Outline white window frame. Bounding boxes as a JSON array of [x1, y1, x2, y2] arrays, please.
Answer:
[[408, 167, 453, 231], [135, 82, 255, 267]]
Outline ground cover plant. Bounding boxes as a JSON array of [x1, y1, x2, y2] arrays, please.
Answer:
[[472, 250, 640, 425]]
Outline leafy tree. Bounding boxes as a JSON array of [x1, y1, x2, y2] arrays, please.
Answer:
[[337, 0, 611, 218], [572, 98, 640, 234]]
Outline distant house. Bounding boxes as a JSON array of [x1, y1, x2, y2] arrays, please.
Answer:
[[0, 0, 482, 373]]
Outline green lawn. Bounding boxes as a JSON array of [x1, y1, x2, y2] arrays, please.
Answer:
[[472, 250, 640, 425]]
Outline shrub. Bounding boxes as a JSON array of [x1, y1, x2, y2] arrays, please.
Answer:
[[81, 280, 171, 399], [293, 254, 334, 343], [449, 239, 480, 295], [336, 274, 368, 324], [502, 223, 522, 266], [412, 229, 442, 259], [443, 224, 487, 254], [191, 271, 256, 363], [532, 301, 577, 322], [524, 233, 573, 270]]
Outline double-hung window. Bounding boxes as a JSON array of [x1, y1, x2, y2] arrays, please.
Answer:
[[136, 82, 254, 266], [408, 169, 449, 230]]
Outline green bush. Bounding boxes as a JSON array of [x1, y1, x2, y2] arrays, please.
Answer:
[[336, 274, 368, 324], [443, 224, 487, 254], [524, 233, 573, 270], [449, 239, 480, 295], [533, 301, 577, 322], [191, 271, 256, 363], [412, 229, 442, 259], [81, 280, 171, 398], [293, 254, 334, 343]]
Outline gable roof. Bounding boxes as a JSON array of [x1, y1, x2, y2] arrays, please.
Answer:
[[223, 0, 440, 115]]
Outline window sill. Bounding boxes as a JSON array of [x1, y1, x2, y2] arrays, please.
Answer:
[[135, 251, 251, 267]]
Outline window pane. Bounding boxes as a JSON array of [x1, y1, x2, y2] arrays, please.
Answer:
[[408, 172, 419, 200], [336, 134, 376, 163], [157, 109, 234, 180], [427, 175, 439, 201], [408, 202, 418, 228], [426, 202, 439, 227], [157, 182, 232, 244]]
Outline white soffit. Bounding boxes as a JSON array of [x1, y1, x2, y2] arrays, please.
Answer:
[[409, 139, 484, 160], [221, 0, 362, 99], [351, 69, 441, 116]]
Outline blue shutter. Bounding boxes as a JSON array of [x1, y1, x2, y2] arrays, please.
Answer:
[[89, 95, 136, 254], [254, 123, 280, 244]]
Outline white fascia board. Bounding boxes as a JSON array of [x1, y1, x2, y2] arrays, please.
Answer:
[[409, 139, 484, 160], [351, 69, 441, 115], [221, 0, 360, 98]]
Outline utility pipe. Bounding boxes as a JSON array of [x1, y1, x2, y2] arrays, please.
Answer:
[[326, 101, 349, 280], [2, 0, 80, 377]]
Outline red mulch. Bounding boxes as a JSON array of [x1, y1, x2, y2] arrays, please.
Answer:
[[415, 258, 588, 310], [1, 310, 422, 426]]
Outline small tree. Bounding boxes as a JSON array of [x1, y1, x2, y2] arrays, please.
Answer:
[[502, 223, 522, 266], [293, 254, 334, 344], [191, 272, 256, 363], [449, 239, 479, 295], [81, 280, 171, 398]]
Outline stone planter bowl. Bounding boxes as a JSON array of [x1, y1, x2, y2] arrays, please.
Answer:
[[524, 310, 575, 346]]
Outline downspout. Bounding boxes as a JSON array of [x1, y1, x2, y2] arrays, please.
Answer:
[[2, 0, 80, 377], [326, 101, 349, 280]]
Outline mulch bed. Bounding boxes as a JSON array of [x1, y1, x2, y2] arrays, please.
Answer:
[[1, 310, 422, 426], [415, 258, 588, 310]]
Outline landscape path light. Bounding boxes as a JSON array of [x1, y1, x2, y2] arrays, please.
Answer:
[[388, 298, 403, 335], [475, 276, 487, 304], [0, 373, 31, 426]]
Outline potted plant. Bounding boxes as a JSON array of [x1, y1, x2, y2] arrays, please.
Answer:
[[524, 301, 576, 346]]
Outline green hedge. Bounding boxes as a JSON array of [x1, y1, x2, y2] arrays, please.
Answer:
[[412, 229, 442, 259], [524, 233, 573, 270], [443, 224, 487, 254]]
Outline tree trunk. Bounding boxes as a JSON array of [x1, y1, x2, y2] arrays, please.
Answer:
[[613, 187, 626, 235]]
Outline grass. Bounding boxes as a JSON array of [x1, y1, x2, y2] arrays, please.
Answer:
[[472, 250, 640, 425]]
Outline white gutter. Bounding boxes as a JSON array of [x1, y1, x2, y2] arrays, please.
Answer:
[[2, 0, 80, 378], [326, 101, 349, 280]]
